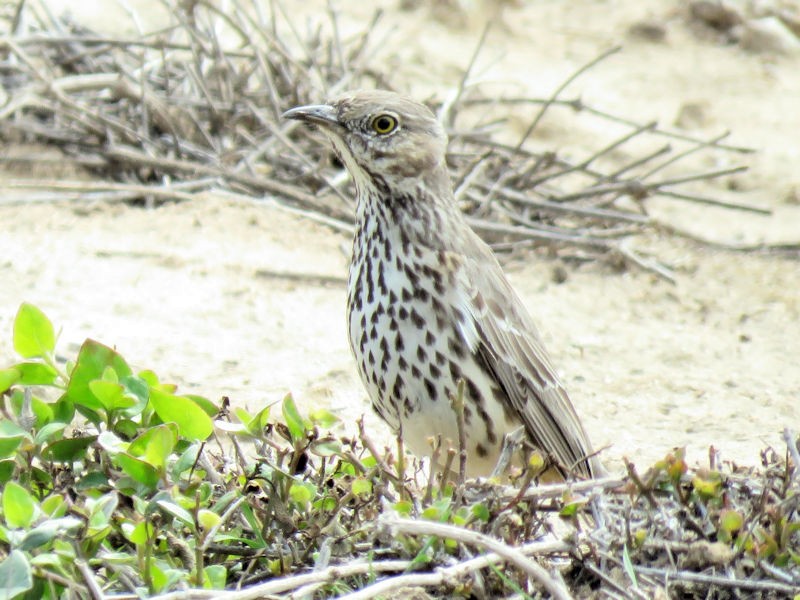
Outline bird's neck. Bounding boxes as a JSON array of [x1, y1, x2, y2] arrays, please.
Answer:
[[353, 172, 459, 259]]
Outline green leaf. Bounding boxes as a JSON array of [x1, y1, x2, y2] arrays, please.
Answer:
[[622, 543, 638, 588], [149, 562, 168, 593], [393, 500, 413, 517], [204, 564, 227, 589], [186, 394, 218, 417], [235, 405, 271, 436], [2, 481, 37, 528], [120, 375, 150, 414], [238, 503, 266, 547], [0, 420, 26, 459], [88, 494, 118, 530], [198, 509, 220, 531], [27, 394, 54, 427], [172, 443, 202, 478], [128, 424, 177, 470], [64, 340, 132, 412], [113, 418, 139, 439], [351, 477, 372, 497], [309, 408, 340, 428], [471, 503, 490, 523], [15, 362, 58, 386], [0, 460, 15, 485], [41, 495, 67, 517], [138, 369, 160, 387], [156, 499, 195, 529], [0, 550, 33, 598], [76, 471, 110, 492], [19, 517, 82, 551], [310, 438, 342, 457], [34, 422, 67, 446], [97, 430, 127, 454], [28, 552, 62, 569], [51, 396, 75, 423], [249, 405, 271, 432], [30, 467, 52, 489], [149, 388, 213, 441], [123, 520, 154, 545], [289, 482, 314, 508], [116, 453, 160, 488], [42, 435, 97, 462], [282, 394, 306, 442], [13, 303, 55, 358], [89, 380, 137, 412], [559, 499, 585, 518], [692, 475, 721, 499], [0, 368, 20, 394], [720, 509, 744, 534]]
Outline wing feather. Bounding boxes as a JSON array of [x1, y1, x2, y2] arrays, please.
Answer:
[[450, 237, 603, 478]]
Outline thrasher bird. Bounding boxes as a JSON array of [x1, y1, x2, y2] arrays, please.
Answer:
[[284, 90, 604, 479]]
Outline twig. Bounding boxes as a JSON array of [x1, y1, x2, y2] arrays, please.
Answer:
[[76, 559, 106, 600], [150, 559, 412, 600], [465, 218, 611, 249], [514, 46, 622, 151], [477, 182, 650, 224], [380, 516, 575, 600], [656, 188, 771, 215], [439, 22, 492, 130], [782, 428, 800, 486], [337, 538, 572, 600], [633, 565, 799, 594], [613, 243, 676, 284], [466, 96, 754, 153]]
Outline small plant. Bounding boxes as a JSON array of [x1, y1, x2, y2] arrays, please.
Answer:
[[0, 303, 379, 596], [0, 303, 520, 597]]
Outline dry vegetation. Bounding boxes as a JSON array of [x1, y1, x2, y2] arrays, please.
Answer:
[[0, 1, 798, 598]]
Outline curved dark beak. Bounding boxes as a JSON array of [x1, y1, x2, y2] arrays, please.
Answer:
[[281, 103, 340, 128]]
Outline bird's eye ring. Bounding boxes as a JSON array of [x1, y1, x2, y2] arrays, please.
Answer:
[[371, 114, 398, 135]]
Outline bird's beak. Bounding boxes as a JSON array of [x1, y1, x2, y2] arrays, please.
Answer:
[[282, 103, 340, 129]]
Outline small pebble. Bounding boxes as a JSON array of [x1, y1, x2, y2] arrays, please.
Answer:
[[690, 0, 743, 31], [628, 19, 668, 42], [674, 101, 709, 130]]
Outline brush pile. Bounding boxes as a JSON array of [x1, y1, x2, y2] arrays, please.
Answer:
[[0, 1, 765, 280]]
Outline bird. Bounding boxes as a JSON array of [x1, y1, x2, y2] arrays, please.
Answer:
[[283, 90, 604, 480]]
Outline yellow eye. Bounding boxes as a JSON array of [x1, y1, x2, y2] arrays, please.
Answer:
[[371, 114, 398, 135]]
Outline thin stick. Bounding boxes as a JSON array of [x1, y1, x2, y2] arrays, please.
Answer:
[[633, 565, 799, 595], [656, 189, 771, 215], [466, 218, 611, 249], [613, 243, 676, 284], [476, 183, 650, 224], [440, 22, 492, 130], [150, 559, 413, 600], [466, 96, 754, 153], [76, 559, 106, 600], [782, 428, 800, 485], [514, 46, 622, 151], [380, 516, 575, 600], [338, 539, 572, 600]]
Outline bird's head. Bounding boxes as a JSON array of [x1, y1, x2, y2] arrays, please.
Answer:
[[283, 90, 450, 198]]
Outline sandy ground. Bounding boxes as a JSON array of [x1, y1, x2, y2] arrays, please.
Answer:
[[1, 0, 799, 474]]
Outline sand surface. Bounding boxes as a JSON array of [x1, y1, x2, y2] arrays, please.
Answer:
[[2, 0, 799, 474]]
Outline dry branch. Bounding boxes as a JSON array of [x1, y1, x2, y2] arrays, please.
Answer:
[[0, 0, 779, 281]]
